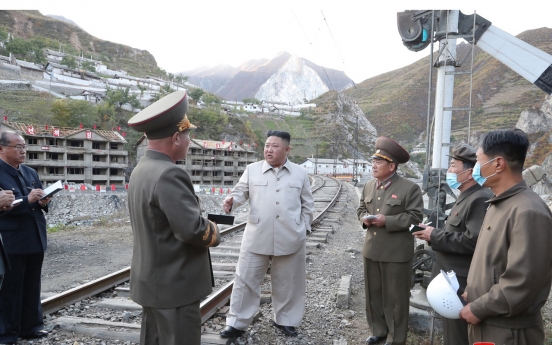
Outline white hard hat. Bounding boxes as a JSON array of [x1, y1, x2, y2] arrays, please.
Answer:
[[426, 270, 464, 319]]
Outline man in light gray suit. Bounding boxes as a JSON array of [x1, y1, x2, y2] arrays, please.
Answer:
[[220, 130, 314, 338]]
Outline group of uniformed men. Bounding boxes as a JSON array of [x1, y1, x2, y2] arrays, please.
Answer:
[[125, 91, 552, 345], [1, 90, 549, 345]]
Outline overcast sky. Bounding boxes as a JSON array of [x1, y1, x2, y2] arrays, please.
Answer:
[[10, 0, 552, 83]]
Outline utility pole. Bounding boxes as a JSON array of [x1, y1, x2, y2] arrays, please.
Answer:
[[333, 132, 339, 177], [352, 111, 359, 184], [314, 144, 318, 175]]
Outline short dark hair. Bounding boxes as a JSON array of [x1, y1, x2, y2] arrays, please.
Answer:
[[266, 130, 291, 145], [480, 129, 529, 173], [461, 160, 475, 170], [0, 131, 18, 146]]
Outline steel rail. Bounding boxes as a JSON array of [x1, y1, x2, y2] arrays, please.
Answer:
[[42, 267, 131, 315], [41, 176, 342, 323]]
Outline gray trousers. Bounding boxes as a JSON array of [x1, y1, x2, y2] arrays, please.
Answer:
[[140, 301, 201, 345], [226, 245, 306, 330], [364, 258, 411, 345]]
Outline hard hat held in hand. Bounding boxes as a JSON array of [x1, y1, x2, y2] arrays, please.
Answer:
[[426, 270, 464, 319]]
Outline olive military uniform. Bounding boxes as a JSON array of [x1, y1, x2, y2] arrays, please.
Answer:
[[128, 91, 221, 345], [357, 137, 424, 345]]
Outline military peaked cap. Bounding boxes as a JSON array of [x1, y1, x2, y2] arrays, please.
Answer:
[[372, 136, 410, 164], [128, 91, 196, 139], [447, 143, 477, 164]]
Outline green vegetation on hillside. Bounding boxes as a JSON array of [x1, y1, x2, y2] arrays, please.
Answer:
[[0, 10, 167, 78]]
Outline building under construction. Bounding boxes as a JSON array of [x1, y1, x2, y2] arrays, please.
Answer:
[[1, 121, 128, 187], [136, 137, 258, 186]]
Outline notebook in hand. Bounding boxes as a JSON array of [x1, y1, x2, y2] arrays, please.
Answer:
[[409, 224, 426, 233], [41, 180, 63, 200], [207, 214, 235, 225]]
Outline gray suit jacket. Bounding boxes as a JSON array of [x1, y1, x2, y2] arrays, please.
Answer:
[[230, 160, 314, 256], [128, 150, 221, 308]]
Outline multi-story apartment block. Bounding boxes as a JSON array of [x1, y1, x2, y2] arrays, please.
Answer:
[[1, 121, 128, 187], [136, 137, 259, 186]]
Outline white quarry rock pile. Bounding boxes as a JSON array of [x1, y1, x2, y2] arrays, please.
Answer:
[[255, 55, 329, 104], [46, 193, 250, 227]]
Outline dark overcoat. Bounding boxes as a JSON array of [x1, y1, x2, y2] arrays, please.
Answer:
[[0, 160, 47, 255]]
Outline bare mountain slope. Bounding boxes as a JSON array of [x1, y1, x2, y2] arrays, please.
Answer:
[[181, 51, 353, 102], [311, 27, 552, 142]]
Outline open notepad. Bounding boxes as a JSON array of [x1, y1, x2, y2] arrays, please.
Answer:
[[41, 180, 63, 200]]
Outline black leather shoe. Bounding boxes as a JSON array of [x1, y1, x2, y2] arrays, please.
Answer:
[[219, 325, 244, 338], [273, 321, 298, 336], [21, 330, 48, 339], [365, 335, 386, 344]]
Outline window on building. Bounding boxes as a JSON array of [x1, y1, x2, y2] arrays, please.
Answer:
[[92, 168, 105, 175], [27, 138, 38, 145], [92, 142, 101, 149], [48, 167, 63, 175], [69, 140, 84, 147], [224, 161, 233, 166], [110, 168, 120, 176], [224, 171, 233, 176], [192, 170, 201, 176], [47, 153, 59, 160], [68, 154, 81, 160], [28, 152, 38, 160], [238, 162, 247, 167], [224, 181, 234, 186], [203, 171, 210, 176], [68, 168, 84, 174], [192, 160, 202, 165], [48, 139, 62, 146], [110, 143, 119, 150], [111, 156, 119, 162]]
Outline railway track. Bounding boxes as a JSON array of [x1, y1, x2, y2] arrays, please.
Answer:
[[38, 175, 343, 344]]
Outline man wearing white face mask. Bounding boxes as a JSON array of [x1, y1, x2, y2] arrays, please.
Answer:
[[413, 143, 492, 345], [460, 129, 552, 344]]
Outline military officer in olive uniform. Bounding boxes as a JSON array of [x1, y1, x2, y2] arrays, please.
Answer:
[[357, 137, 424, 345], [127, 91, 221, 345], [412, 143, 493, 345]]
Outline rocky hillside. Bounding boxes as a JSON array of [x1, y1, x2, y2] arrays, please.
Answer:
[[0, 10, 164, 78], [180, 51, 353, 103], [312, 27, 552, 144]]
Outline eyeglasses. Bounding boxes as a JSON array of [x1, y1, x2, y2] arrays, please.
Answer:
[[4, 145, 27, 151]]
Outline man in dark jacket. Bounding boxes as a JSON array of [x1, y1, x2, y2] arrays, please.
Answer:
[[0, 131, 52, 344], [127, 91, 221, 345], [0, 189, 15, 290], [357, 137, 424, 345], [413, 143, 493, 345], [460, 129, 552, 344]]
